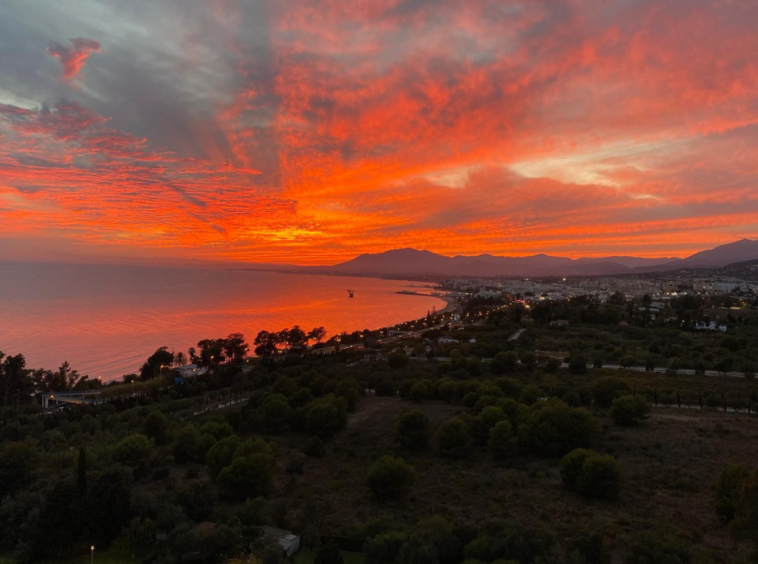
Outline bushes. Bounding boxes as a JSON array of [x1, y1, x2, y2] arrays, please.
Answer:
[[367, 455, 415, 498], [488, 420, 516, 459], [593, 377, 631, 408], [517, 400, 597, 457], [610, 395, 649, 426], [395, 409, 432, 450], [568, 355, 587, 374], [388, 350, 410, 369], [560, 448, 621, 500], [437, 417, 471, 458], [217, 453, 274, 499]]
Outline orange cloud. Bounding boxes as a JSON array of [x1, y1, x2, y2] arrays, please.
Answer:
[[47, 37, 101, 82]]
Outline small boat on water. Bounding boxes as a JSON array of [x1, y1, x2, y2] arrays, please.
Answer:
[[347, 289, 354, 298]]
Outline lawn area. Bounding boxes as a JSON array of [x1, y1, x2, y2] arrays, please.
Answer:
[[294, 549, 365, 564]]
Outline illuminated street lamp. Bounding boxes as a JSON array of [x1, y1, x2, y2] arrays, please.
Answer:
[[91, 546, 95, 564]]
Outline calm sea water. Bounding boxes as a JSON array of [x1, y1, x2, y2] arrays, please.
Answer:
[[0, 262, 444, 380]]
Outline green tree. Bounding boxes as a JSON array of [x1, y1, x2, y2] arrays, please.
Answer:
[[113, 434, 154, 477], [627, 529, 692, 564], [205, 436, 241, 478], [577, 455, 621, 500], [593, 377, 631, 408], [437, 417, 471, 458], [139, 346, 174, 381], [315, 542, 344, 564], [388, 350, 410, 369], [0, 442, 37, 499], [518, 401, 597, 457], [367, 455, 415, 499], [218, 454, 274, 499], [716, 464, 750, 521], [492, 351, 519, 374], [395, 409, 432, 450], [560, 448, 593, 490], [488, 420, 516, 459], [610, 395, 649, 426], [568, 355, 587, 375], [144, 409, 169, 444], [364, 531, 408, 564]]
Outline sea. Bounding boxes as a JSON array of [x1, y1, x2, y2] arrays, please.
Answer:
[[0, 261, 444, 380]]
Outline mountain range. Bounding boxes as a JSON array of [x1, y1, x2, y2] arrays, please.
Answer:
[[312, 238, 758, 278]]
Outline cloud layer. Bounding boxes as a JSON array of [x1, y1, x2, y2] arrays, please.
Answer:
[[1, 0, 757, 264]]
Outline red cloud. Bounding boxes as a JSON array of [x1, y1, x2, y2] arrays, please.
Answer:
[[47, 37, 101, 82]]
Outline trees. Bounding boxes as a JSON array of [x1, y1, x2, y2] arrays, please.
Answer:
[[0, 442, 37, 499], [366, 455, 415, 499], [491, 351, 519, 374], [388, 350, 410, 369], [306, 395, 348, 437], [309, 326, 327, 344], [32, 360, 84, 392], [144, 409, 170, 444], [518, 401, 597, 457], [488, 420, 516, 459], [113, 434, 154, 477], [139, 347, 174, 380], [254, 330, 280, 358], [610, 395, 649, 426], [395, 409, 432, 450], [592, 377, 630, 408], [218, 453, 275, 499], [568, 355, 587, 374], [437, 417, 471, 458], [561, 448, 621, 500], [0, 353, 33, 422], [314, 542, 344, 564]]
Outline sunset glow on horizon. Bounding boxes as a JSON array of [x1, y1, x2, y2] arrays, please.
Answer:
[[2, 0, 758, 265]]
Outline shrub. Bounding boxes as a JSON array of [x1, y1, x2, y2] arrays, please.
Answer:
[[488, 420, 516, 459], [364, 531, 408, 564], [375, 380, 397, 396], [304, 437, 326, 458], [545, 358, 561, 373], [716, 464, 750, 521], [577, 454, 621, 500], [436, 417, 471, 458], [395, 409, 432, 450], [519, 384, 541, 405], [388, 350, 410, 369], [492, 352, 519, 374], [367, 455, 415, 498], [113, 434, 154, 476], [593, 377, 630, 408], [205, 436, 240, 478], [306, 395, 348, 438], [518, 401, 597, 457], [561, 448, 621, 500], [143, 410, 169, 444], [560, 448, 593, 490], [410, 383, 429, 403], [610, 395, 649, 426], [568, 355, 587, 374], [217, 454, 274, 499], [627, 529, 692, 564]]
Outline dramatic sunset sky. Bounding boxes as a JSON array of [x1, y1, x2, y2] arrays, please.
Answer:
[[1, 0, 757, 265]]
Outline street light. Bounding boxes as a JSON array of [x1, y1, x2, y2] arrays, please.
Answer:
[[90, 545, 95, 564]]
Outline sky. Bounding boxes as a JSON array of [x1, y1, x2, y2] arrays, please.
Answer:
[[1, 0, 757, 266]]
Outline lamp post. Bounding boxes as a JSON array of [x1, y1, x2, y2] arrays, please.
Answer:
[[90, 545, 95, 564]]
